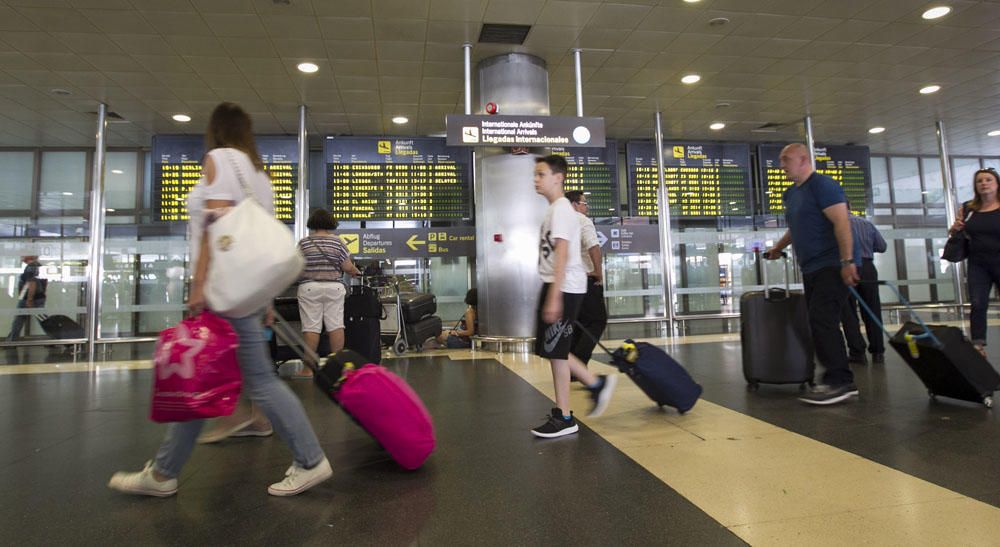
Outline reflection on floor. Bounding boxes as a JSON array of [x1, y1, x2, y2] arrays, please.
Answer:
[[3, 323, 1000, 544]]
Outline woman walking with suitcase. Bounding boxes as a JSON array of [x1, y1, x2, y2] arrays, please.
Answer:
[[293, 208, 360, 378], [108, 103, 332, 497], [949, 167, 1000, 357]]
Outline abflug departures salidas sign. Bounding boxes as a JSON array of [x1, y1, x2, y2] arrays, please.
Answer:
[[446, 114, 606, 148]]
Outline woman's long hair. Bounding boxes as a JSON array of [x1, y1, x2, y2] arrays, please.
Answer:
[[968, 168, 1000, 211], [205, 102, 265, 171]]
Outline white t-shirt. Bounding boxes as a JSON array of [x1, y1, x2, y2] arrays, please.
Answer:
[[538, 197, 587, 294], [187, 147, 275, 273], [578, 212, 600, 275]]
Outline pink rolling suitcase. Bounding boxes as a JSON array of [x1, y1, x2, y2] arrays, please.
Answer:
[[271, 311, 435, 470]]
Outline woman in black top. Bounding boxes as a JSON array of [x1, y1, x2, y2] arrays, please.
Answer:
[[949, 167, 1000, 355]]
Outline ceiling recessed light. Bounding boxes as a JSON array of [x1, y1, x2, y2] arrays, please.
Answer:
[[297, 62, 319, 73], [868, 127, 886, 134], [919, 85, 941, 94], [708, 17, 729, 27], [111, 169, 124, 174], [988, 130, 1000, 137], [709, 122, 725, 130], [684, 0, 702, 3], [922, 6, 951, 20], [681, 74, 701, 84], [50, 88, 71, 96], [172, 114, 191, 122], [392, 116, 409, 124]]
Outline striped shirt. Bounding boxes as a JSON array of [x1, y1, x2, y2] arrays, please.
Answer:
[[298, 234, 350, 283], [850, 215, 887, 259]]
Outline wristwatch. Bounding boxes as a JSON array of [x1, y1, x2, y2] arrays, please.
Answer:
[[840, 258, 854, 267]]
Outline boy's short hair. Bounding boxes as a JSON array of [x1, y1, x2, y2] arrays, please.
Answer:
[[536, 155, 568, 179]]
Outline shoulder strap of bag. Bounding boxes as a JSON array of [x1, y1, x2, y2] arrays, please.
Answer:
[[307, 236, 339, 265], [223, 149, 259, 204]]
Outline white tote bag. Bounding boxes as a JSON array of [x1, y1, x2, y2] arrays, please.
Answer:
[[203, 150, 304, 317]]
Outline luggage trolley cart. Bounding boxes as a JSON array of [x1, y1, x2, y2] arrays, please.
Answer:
[[370, 275, 411, 355]]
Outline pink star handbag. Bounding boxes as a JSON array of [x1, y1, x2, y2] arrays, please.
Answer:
[[150, 312, 241, 423]]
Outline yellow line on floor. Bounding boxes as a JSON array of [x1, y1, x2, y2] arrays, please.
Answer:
[[492, 352, 1000, 545]]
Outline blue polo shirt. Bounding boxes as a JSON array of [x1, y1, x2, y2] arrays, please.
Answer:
[[783, 171, 857, 274]]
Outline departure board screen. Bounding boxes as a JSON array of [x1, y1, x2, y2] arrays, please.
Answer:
[[151, 135, 298, 223], [627, 141, 753, 218], [325, 137, 472, 221], [758, 144, 871, 216], [551, 140, 618, 217]]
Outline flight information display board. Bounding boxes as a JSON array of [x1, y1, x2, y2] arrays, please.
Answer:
[[151, 135, 298, 222], [627, 141, 753, 218], [325, 137, 472, 221], [758, 144, 871, 216], [551, 140, 618, 217]]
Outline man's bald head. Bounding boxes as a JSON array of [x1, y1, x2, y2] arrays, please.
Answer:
[[779, 143, 814, 184]]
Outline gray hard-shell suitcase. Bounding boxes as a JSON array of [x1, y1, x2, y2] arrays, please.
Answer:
[[739, 253, 815, 390]]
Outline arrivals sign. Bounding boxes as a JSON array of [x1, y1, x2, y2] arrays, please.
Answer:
[[445, 114, 605, 148]]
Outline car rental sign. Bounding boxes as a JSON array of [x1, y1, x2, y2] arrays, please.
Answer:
[[446, 114, 606, 148]]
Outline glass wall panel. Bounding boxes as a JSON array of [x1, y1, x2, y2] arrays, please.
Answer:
[[104, 151, 139, 210], [39, 151, 87, 212], [921, 157, 944, 206], [870, 156, 890, 205], [0, 151, 34, 211], [952, 158, 981, 205], [605, 253, 664, 319], [428, 257, 470, 325], [890, 157, 921, 204]]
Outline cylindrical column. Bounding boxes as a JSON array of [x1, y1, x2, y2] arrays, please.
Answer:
[[295, 105, 308, 241], [936, 120, 966, 316], [463, 43, 473, 115], [573, 49, 583, 117], [804, 115, 817, 167], [654, 111, 676, 328], [474, 53, 550, 337], [86, 103, 108, 362]]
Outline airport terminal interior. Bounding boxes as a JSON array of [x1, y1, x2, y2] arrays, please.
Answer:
[[4, 0, 1000, 544]]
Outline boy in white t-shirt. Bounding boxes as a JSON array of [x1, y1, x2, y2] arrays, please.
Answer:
[[531, 155, 618, 438]]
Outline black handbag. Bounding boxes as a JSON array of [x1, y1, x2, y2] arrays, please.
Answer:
[[942, 208, 972, 263]]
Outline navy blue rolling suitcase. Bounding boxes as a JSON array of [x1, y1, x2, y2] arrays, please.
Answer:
[[577, 322, 701, 413]]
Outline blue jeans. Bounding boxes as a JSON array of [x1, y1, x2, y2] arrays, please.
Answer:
[[968, 257, 1000, 346], [7, 298, 45, 341], [154, 311, 325, 478]]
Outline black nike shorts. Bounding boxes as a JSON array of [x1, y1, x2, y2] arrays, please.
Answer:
[[534, 283, 585, 360]]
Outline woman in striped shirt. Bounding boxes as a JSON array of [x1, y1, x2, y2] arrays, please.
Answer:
[[295, 209, 360, 378]]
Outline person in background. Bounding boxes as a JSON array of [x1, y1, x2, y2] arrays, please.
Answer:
[[6, 256, 45, 341], [293, 208, 361, 379], [109, 102, 332, 498], [530, 155, 617, 438], [435, 288, 478, 349], [840, 202, 888, 365], [949, 167, 1000, 357], [565, 190, 608, 372], [765, 143, 860, 406]]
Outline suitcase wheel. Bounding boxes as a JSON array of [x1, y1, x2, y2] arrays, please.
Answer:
[[984, 395, 994, 409], [746, 381, 760, 392], [393, 339, 407, 356], [414, 343, 424, 352]]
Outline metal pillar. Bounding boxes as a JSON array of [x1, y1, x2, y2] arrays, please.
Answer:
[[573, 49, 583, 116], [463, 43, 472, 115], [86, 103, 108, 362], [804, 115, 817, 167], [936, 120, 966, 316], [654, 111, 676, 329], [295, 105, 308, 241]]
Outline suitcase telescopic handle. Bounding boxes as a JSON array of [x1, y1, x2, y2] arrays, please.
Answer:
[[758, 250, 790, 301], [572, 319, 618, 361], [269, 308, 324, 372], [848, 281, 943, 349]]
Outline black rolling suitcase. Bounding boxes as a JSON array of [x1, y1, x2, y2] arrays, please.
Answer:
[[345, 285, 382, 364], [740, 253, 814, 390], [852, 282, 1000, 408], [268, 296, 330, 364], [405, 315, 442, 351], [397, 293, 436, 323], [36, 314, 85, 339]]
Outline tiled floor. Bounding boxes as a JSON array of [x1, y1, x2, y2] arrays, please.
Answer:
[[3, 323, 1000, 544]]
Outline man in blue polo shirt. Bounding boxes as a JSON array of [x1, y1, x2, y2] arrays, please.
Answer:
[[765, 143, 860, 405]]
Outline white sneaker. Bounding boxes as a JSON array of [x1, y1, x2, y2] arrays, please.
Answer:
[[108, 461, 178, 497], [267, 457, 332, 496]]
